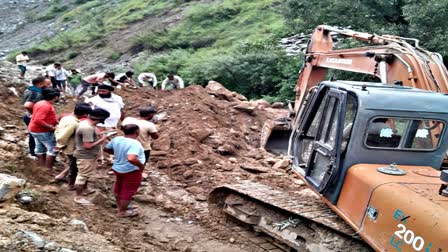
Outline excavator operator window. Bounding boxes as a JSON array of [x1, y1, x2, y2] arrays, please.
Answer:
[[365, 117, 445, 150]]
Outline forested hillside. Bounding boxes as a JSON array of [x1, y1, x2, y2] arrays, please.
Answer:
[[7, 0, 448, 101]]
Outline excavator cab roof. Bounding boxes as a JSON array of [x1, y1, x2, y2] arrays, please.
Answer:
[[323, 80, 448, 113]]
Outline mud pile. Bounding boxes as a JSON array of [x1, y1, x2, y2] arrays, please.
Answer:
[[119, 81, 301, 218]]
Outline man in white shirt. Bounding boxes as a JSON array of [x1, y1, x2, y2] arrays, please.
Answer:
[[115, 71, 138, 89], [121, 107, 159, 164], [53, 63, 71, 92], [138, 73, 157, 89], [87, 84, 125, 128], [161, 74, 184, 90], [16, 52, 30, 79]]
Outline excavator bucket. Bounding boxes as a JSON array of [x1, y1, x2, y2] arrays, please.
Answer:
[[260, 118, 291, 155]]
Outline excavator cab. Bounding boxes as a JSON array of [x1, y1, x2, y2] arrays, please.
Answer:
[[289, 80, 448, 250]]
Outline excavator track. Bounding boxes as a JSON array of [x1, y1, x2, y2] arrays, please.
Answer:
[[209, 181, 372, 252]]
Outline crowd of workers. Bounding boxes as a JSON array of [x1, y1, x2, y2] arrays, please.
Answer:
[[17, 51, 184, 217]]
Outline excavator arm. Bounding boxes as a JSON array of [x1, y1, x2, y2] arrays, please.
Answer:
[[294, 25, 448, 112], [262, 25, 448, 155]]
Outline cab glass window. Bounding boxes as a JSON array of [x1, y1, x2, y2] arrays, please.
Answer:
[[365, 117, 444, 150]]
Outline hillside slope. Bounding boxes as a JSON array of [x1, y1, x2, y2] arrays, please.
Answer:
[[5, 0, 300, 102]]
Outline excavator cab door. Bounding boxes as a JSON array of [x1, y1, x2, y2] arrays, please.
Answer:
[[303, 89, 346, 193]]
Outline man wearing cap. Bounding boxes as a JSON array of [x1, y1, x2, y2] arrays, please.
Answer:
[[121, 107, 159, 165], [73, 108, 110, 205], [28, 88, 60, 172], [161, 73, 184, 90]]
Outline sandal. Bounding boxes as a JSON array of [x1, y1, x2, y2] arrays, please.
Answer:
[[118, 209, 138, 218], [74, 197, 94, 206]]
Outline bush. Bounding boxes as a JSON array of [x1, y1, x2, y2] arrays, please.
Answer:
[[108, 51, 122, 61]]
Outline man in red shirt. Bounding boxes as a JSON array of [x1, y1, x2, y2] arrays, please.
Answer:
[[28, 88, 60, 173]]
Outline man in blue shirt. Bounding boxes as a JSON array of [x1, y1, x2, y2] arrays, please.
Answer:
[[104, 124, 145, 217]]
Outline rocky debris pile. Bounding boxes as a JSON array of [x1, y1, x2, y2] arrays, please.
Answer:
[[0, 205, 120, 251], [0, 173, 26, 202], [119, 81, 299, 218]]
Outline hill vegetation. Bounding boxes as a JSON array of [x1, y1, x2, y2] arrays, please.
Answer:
[[12, 0, 448, 101]]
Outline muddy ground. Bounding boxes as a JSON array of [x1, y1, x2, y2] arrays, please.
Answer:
[[0, 61, 311, 251]]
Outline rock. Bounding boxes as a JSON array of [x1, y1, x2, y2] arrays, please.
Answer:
[[58, 248, 77, 252], [240, 164, 269, 173], [20, 230, 45, 248], [250, 125, 259, 131], [265, 158, 278, 165], [187, 186, 204, 195], [4, 125, 15, 129], [195, 194, 207, 201], [152, 136, 171, 151], [151, 151, 168, 156], [245, 149, 263, 160], [41, 185, 60, 194], [228, 157, 237, 163], [156, 161, 169, 169], [69, 219, 88, 233], [183, 170, 193, 179], [233, 102, 255, 115], [206, 81, 247, 102], [134, 195, 153, 204], [0, 126, 4, 133], [293, 179, 305, 186], [271, 102, 285, 108], [251, 99, 270, 109], [217, 144, 235, 156], [272, 159, 290, 170], [229, 237, 235, 243], [183, 158, 197, 166], [0, 174, 26, 202], [44, 242, 58, 251], [189, 128, 212, 142]]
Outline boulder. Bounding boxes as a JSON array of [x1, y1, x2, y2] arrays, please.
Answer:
[[183, 158, 197, 166], [152, 136, 171, 151], [251, 99, 270, 109], [206, 81, 247, 102], [233, 102, 255, 115], [245, 149, 264, 160], [69, 219, 89, 233], [272, 159, 290, 170], [187, 186, 204, 195], [156, 161, 169, 169], [271, 102, 285, 108], [240, 164, 269, 173], [0, 174, 26, 202], [217, 144, 235, 156], [189, 128, 212, 143]]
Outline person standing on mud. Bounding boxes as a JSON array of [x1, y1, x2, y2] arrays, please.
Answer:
[[23, 77, 50, 160], [121, 107, 159, 165], [73, 108, 110, 205], [53, 63, 70, 92], [28, 88, 60, 173], [16, 51, 30, 79], [104, 124, 145, 217], [54, 103, 92, 189], [161, 73, 184, 90]]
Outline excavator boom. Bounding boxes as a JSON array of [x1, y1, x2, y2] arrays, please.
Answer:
[[262, 25, 448, 154]]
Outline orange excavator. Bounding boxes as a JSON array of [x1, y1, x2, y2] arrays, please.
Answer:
[[209, 25, 448, 251]]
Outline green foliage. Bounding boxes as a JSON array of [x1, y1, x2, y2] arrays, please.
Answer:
[[108, 51, 122, 61], [34, 3, 69, 21]]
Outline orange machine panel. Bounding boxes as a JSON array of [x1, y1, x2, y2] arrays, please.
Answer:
[[337, 164, 445, 228], [361, 183, 448, 251]]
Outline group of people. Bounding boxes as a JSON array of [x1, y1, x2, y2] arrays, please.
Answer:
[[16, 52, 185, 102], [22, 74, 160, 217]]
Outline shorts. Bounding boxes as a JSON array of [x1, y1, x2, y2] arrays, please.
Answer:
[[18, 65, 26, 74], [74, 159, 97, 185], [113, 170, 142, 201], [30, 132, 56, 156]]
